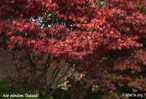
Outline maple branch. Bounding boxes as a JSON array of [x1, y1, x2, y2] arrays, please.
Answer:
[[58, 67, 76, 85], [49, 66, 61, 86], [42, 61, 74, 98], [47, 64, 72, 97]]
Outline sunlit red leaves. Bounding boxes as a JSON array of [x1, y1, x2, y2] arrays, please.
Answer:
[[47, 31, 102, 60], [0, 20, 43, 38], [8, 36, 24, 49]]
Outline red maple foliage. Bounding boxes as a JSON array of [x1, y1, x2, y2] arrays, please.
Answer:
[[0, 0, 146, 98]]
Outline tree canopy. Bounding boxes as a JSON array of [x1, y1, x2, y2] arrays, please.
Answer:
[[0, 0, 146, 98]]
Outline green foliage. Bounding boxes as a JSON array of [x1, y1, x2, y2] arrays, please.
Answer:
[[136, 5, 146, 13], [93, 0, 106, 8]]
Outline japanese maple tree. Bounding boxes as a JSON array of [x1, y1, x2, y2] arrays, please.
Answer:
[[0, 0, 146, 98]]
